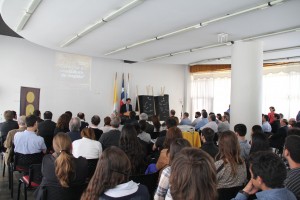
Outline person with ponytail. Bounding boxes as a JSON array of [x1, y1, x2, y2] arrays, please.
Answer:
[[81, 146, 150, 200], [35, 132, 88, 199]]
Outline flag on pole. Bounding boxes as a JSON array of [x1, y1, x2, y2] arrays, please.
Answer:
[[113, 72, 118, 115], [120, 73, 125, 111], [126, 73, 130, 99]]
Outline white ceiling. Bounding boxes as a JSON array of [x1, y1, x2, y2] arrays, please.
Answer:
[[1, 0, 300, 65]]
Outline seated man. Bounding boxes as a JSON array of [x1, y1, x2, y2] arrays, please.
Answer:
[[67, 117, 82, 142], [14, 115, 46, 154], [139, 113, 154, 134], [234, 124, 250, 161], [200, 127, 218, 159], [284, 135, 300, 199], [99, 117, 121, 150], [195, 111, 209, 131], [38, 111, 56, 151], [233, 151, 296, 200], [179, 112, 192, 126]]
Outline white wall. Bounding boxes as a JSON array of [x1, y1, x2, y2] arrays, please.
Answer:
[[0, 35, 185, 124]]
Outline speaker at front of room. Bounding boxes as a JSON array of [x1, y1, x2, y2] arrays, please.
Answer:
[[154, 95, 169, 121], [137, 95, 155, 118]]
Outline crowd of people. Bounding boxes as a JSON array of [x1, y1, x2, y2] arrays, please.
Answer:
[[0, 107, 299, 200]]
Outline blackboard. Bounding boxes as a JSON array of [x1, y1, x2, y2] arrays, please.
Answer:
[[137, 95, 155, 118], [154, 95, 169, 121]]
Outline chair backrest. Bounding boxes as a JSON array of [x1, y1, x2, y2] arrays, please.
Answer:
[[129, 171, 159, 198], [42, 184, 87, 200], [87, 159, 99, 179], [28, 164, 43, 186], [217, 185, 244, 200], [14, 152, 43, 171]]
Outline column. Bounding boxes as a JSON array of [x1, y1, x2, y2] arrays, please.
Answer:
[[230, 41, 263, 140]]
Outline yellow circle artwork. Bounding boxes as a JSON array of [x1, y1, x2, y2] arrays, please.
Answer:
[[26, 104, 34, 116], [26, 92, 35, 103]]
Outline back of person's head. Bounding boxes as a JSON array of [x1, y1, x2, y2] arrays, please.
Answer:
[[33, 110, 41, 117], [252, 125, 263, 135], [223, 114, 230, 122], [217, 131, 243, 175], [217, 113, 222, 121], [81, 127, 95, 140], [289, 118, 296, 127], [202, 127, 215, 142], [129, 111, 136, 119], [195, 111, 201, 118], [250, 151, 286, 189], [234, 123, 247, 136], [120, 124, 138, 143], [250, 132, 270, 154], [77, 112, 85, 120], [170, 109, 176, 116], [104, 116, 111, 126], [274, 113, 280, 120], [287, 127, 300, 137], [12, 111, 17, 119], [43, 111, 53, 120], [280, 118, 288, 126], [169, 138, 191, 164], [184, 112, 189, 118], [138, 120, 147, 132], [110, 117, 120, 128], [165, 117, 177, 129], [4, 110, 13, 121], [170, 148, 217, 200], [209, 114, 216, 121], [25, 115, 37, 127], [284, 135, 300, 163], [269, 106, 275, 112], [17, 115, 26, 126], [64, 111, 72, 119], [57, 113, 70, 129], [152, 115, 161, 130], [81, 146, 131, 199], [263, 114, 269, 122], [91, 115, 101, 126], [139, 113, 148, 121], [52, 133, 74, 187], [202, 111, 208, 118], [279, 113, 284, 119], [69, 117, 81, 132], [164, 127, 183, 150]]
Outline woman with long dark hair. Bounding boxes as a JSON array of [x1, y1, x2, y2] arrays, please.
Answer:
[[81, 146, 150, 200]]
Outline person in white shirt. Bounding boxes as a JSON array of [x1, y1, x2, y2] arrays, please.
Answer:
[[262, 114, 272, 133], [72, 127, 102, 159], [191, 111, 201, 126], [200, 113, 218, 133]]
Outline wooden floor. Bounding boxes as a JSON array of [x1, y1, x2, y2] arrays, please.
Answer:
[[0, 155, 35, 200]]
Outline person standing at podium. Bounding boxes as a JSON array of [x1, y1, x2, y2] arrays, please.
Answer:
[[120, 98, 133, 115]]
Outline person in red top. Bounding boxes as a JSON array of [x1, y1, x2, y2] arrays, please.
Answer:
[[268, 106, 276, 124]]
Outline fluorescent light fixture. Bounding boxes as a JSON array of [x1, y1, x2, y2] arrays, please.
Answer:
[[16, 0, 42, 31], [157, 24, 201, 40], [243, 27, 300, 41], [127, 38, 157, 48], [170, 50, 191, 56], [144, 54, 171, 62], [264, 46, 300, 53], [103, 0, 144, 22], [77, 20, 106, 37], [60, 35, 80, 48], [191, 43, 227, 52], [104, 47, 127, 56], [264, 56, 300, 62]]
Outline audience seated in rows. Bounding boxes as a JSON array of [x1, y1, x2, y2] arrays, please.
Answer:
[[168, 148, 218, 200], [137, 120, 151, 143], [81, 146, 150, 199], [33, 109, 44, 124], [191, 111, 201, 127], [179, 112, 192, 126], [38, 111, 56, 151], [195, 110, 208, 131], [77, 112, 89, 131], [215, 131, 247, 189], [156, 127, 183, 171], [201, 127, 219, 159], [99, 117, 121, 150], [89, 115, 103, 141], [139, 113, 154, 134], [14, 115, 47, 154], [54, 113, 70, 135], [233, 151, 296, 200], [154, 138, 191, 200], [218, 114, 230, 133], [67, 117, 82, 142], [234, 124, 251, 161], [200, 113, 218, 133], [72, 128, 102, 159], [35, 133, 88, 199], [153, 117, 177, 151]]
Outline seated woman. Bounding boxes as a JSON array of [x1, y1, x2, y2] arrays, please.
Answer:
[[156, 127, 183, 171], [35, 132, 88, 199], [72, 128, 102, 159], [119, 124, 146, 175], [154, 138, 191, 200], [215, 131, 247, 189], [168, 148, 218, 200], [89, 115, 103, 141], [81, 146, 150, 199], [54, 114, 70, 135]]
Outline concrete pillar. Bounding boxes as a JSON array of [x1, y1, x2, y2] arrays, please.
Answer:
[[230, 41, 263, 140]]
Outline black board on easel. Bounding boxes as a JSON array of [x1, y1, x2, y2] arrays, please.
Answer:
[[154, 95, 169, 121], [136, 95, 155, 119]]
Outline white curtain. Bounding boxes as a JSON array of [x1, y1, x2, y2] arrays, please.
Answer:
[[191, 63, 300, 119]]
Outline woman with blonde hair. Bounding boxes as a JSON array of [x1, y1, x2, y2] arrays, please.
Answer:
[[215, 131, 246, 190], [81, 146, 150, 200], [35, 132, 88, 199]]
